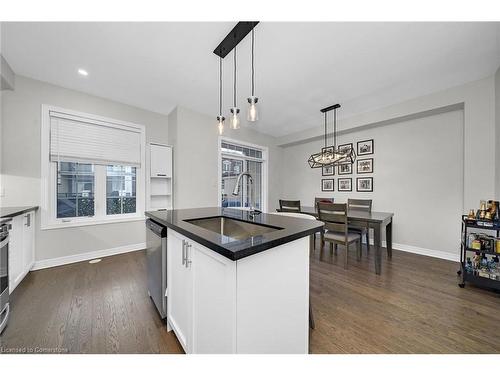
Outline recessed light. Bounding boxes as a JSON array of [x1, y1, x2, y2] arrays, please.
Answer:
[[78, 68, 89, 76]]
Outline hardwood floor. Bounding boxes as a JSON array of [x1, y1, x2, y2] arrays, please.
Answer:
[[309, 244, 500, 353], [0, 251, 184, 354], [1, 244, 499, 354]]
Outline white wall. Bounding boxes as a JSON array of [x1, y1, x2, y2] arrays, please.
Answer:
[[1, 75, 168, 263], [278, 77, 496, 212], [282, 109, 464, 259], [496, 67, 500, 199], [168, 105, 283, 212], [279, 76, 498, 261]]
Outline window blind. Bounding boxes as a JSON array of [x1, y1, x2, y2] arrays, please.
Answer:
[[49, 111, 142, 166]]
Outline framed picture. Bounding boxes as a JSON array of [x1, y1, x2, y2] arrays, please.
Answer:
[[356, 177, 373, 192], [357, 139, 374, 155], [338, 162, 352, 175], [357, 158, 373, 174], [321, 178, 334, 192], [338, 143, 353, 154], [322, 164, 335, 176], [338, 178, 352, 192]]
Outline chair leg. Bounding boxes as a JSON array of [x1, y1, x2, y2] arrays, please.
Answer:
[[309, 299, 315, 329], [313, 233, 316, 251], [365, 231, 370, 252], [334, 243, 338, 255], [357, 240, 361, 261], [329, 242, 333, 255], [344, 243, 349, 269]]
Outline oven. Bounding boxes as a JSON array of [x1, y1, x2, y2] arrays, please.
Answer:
[[0, 219, 11, 334]]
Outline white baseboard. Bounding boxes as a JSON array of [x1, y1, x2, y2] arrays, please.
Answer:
[[32, 242, 146, 270], [358, 236, 459, 262], [382, 241, 460, 262]]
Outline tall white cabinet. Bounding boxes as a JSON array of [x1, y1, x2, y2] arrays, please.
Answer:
[[8, 210, 35, 293], [147, 143, 173, 210]]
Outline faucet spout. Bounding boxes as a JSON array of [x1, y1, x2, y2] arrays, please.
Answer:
[[232, 172, 261, 217]]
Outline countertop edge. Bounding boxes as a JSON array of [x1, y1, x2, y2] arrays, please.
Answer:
[[0, 206, 39, 219]]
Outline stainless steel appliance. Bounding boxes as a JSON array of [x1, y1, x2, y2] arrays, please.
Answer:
[[0, 219, 11, 334], [146, 219, 168, 319]]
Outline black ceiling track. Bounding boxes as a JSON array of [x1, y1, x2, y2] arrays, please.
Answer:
[[213, 21, 259, 58], [320, 104, 341, 113]]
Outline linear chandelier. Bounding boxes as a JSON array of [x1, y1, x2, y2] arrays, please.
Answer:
[[308, 104, 356, 168], [213, 22, 259, 134]]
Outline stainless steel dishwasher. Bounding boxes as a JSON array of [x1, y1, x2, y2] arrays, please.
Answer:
[[146, 219, 168, 319]]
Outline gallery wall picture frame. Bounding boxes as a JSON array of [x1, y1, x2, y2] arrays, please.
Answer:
[[321, 178, 334, 192], [356, 177, 373, 192], [338, 143, 353, 154], [338, 162, 352, 175], [357, 158, 373, 174], [322, 164, 335, 176], [338, 178, 352, 192], [357, 139, 374, 156]]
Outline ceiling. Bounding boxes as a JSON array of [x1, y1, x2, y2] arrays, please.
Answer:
[[2, 22, 500, 137]]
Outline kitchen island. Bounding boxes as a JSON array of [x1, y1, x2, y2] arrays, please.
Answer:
[[145, 207, 323, 354]]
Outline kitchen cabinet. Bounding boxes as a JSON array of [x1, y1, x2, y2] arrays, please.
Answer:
[[166, 227, 308, 354], [167, 229, 236, 354], [150, 144, 172, 178], [8, 210, 35, 293]]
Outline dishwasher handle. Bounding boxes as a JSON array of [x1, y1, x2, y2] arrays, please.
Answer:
[[146, 219, 167, 237]]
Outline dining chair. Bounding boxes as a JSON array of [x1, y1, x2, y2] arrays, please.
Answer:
[[272, 211, 319, 330], [313, 198, 334, 250], [279, 199, 301, 212], [317, 202, 361, 269], [347, 199, 372, 252]]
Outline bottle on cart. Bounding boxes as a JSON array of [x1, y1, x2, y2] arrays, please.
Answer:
[[465, 257, 473, 273]]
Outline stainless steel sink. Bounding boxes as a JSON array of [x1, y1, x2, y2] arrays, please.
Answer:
[[185, 216, 282, 240]]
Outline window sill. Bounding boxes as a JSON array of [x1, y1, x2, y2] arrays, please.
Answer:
[[41, 215, 146, 230]]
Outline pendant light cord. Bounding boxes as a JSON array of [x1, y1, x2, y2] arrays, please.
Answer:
[[251, 29, 255, 96], [334, 108, 337, 148], [233, 47, 237, 107], [219, 57, 222, 116], [324, 112, 327, 149]]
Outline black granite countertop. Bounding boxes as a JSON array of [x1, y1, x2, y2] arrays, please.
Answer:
[[0, 206, 39, 219], [145, 207, 323, 261]]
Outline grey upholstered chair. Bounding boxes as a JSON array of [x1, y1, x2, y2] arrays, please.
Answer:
[[279, 199, 301, 212], [317, 202, 361, 269], [347, 199, 372, 252]]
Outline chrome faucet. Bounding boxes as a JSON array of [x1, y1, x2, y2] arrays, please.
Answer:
[[232, 172, 262, 218]]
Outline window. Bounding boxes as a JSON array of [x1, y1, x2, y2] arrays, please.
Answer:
[[106, 165, 137, 215], [57, 162, 95, 218], [219, 138, 267, 212], [41, 106, 145, 229]]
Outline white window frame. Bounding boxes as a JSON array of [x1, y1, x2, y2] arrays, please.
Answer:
[[217, 136, 268, 213], [40, 105, 146, 230]]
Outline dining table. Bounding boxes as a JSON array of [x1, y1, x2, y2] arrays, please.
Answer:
[[276, 206, 394, 275]]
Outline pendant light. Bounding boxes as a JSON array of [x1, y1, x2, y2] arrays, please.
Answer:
[[247, 28, 258, 122], [229, 47, 241, 129], [216, 57, 225, 134], [308, 104, 356, 168]]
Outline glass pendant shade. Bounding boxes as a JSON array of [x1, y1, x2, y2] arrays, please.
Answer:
[[217, 115, 225, 135], [247, 96, 259, 122], [230, 107, 240, 129]]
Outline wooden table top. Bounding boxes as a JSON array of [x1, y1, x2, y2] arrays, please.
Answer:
[[279, 206, 394, 224]]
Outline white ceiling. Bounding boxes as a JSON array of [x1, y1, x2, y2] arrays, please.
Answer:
[[2, 22, 500, 137]]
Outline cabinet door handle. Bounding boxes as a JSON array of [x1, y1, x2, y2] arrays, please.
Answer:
[[181, 240, 186, 266], [156, 173, 167, 177], [24, 214, 31, 227], [185, 243, 192, 268]]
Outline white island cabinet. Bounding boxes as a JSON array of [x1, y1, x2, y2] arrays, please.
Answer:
[[166, 228, 309, 354]]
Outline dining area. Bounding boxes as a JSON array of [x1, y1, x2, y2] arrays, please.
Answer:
[[276, 198, 394, 275]]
